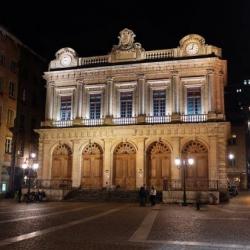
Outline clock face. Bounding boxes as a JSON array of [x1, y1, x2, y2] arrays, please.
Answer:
[[60, 55, 72, 66], [185, 42, 199, 55]]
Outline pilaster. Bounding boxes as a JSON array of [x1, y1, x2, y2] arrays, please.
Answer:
[[136, 138, 145, 188]]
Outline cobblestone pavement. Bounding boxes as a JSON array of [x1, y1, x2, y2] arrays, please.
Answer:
[[1, 192, 250, 250]]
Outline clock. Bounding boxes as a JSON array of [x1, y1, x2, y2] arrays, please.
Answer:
[[185, 42, 199, 55], [60, 54, 72, 66]]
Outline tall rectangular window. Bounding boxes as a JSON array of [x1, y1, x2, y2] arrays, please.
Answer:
[[9, 81, 15, 98], [89, 94, 101, 119], [120, 92, 133, 118], [153, 90, 166, 116], [5, 138, 12, 154], [60, 96, 71, 121], [0, 53, 5, 66], [187, 88, 201, 114], [7, 109, 14, 126]]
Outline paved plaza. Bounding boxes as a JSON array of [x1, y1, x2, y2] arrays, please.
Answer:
[[0, 192, 250, 250]]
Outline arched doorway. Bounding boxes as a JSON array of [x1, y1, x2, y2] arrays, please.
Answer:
[[81, 143, 103, 188], [113, 142, 136, 190], [147, 141, 171, 190], [52, 144, 72, 180], [181, 140, 208, 190]]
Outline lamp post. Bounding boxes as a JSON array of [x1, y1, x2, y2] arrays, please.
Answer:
[[22, 152, 39, 201], [175, 157, 194, 206]]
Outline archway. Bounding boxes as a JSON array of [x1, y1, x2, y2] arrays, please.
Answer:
[[81, 143, 103, 188], [52, 144, 72, 180], [147, 141, 171, 190], [181, 140, 208, 190], [113, 142, 136, 190]]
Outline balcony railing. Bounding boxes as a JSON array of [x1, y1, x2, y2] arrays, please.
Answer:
[[167, 179, 219, 191], [49, 114, 211, 128], [52, 120, 73, 127], [181, 114, 207, 122], [145, 115, 171, 124], [112, 117, 137, 125], [22, 179, 73, 190], [82, 118, 104, 126]]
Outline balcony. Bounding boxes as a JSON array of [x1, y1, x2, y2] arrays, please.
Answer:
[[45, 113, 218, 128]]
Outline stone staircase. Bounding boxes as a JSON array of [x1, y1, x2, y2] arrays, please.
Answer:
[[64, 188, 140, 202]]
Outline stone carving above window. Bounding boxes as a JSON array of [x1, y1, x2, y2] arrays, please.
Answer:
[[53, 144, 72, 156], [148, 141, 170, 154], [182, 140, 208, 153], [83, 143, 103, 155], [114, 142, 136, 154]]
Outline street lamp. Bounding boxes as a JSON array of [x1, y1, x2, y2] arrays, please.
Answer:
[[228, 153, 235, 167], [175, 157, 194, 206], [22, 152, 39, 201]]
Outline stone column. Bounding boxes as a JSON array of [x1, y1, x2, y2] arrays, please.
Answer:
[[105, 78, 113, 125], [41, 141, 52, 179], [136, 138, 145, 188], [208, 136, 218, 186], [45, 82, 54, 121], [171, 71, 179, 114], [77, 83, 83, 118], [171, 137, 181, 181], [71, 140, 81, 188], [103, 139, 112, 187], [82, 86, 87, 119], [207, 69, 215, 113], [137, 75, 145, 115]]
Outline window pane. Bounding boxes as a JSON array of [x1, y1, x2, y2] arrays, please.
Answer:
[[187, 88, 201, 114], [120, 92, 133, 118], [60, 96, 71, 120], [89, 94, 101, 119], [153, 90, 166, 116]]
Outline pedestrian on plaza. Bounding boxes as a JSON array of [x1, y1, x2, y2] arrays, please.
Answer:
[[139, 184, 147, 206], [150, 186, 157, 206], [196, 191, 201, 210], [17, 187, 22, 203]]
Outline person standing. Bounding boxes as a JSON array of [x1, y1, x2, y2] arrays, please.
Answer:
[[139, 185, 147, 206], [150, 186, 157, 206], [17, 187, 22, 203]]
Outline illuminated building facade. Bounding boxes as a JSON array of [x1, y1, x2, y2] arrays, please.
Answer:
[[37, 29, 230, 201]]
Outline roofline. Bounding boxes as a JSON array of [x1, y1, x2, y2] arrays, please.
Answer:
[[0, 25, 47, 62]]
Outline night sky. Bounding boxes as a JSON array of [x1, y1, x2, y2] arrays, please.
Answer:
[[1, 1, 250, 84]]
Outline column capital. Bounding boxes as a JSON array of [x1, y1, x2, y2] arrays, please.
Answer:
[[106, 77, 114, 83], [207, 68, 215, 74], [170, 70, 179, 76], [137, 74, 145, 80]]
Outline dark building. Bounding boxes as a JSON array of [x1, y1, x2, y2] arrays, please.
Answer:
[[0, 26, 46, 193]]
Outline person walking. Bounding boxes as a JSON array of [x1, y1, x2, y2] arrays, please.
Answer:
[[150, 186, 157, 206], [139, 184, 147, 206]]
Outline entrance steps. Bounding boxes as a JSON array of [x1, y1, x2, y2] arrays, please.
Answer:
[[64, 188, 140, 202]]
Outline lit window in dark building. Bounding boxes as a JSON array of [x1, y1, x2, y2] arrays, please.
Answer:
[[153, 90, 166, 116], [60, 96, 71, 121], [89, 94, 101, 119], [120, 92, 133, 118], [5, 138, 12, 154], [8, 81, 15, 98], [187, 88, 201, 114]]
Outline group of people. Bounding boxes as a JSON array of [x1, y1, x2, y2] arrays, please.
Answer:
[[139, 185, 157, 206]]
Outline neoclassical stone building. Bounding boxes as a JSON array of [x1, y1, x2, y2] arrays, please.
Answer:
[[37, 28, 230, 200]]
